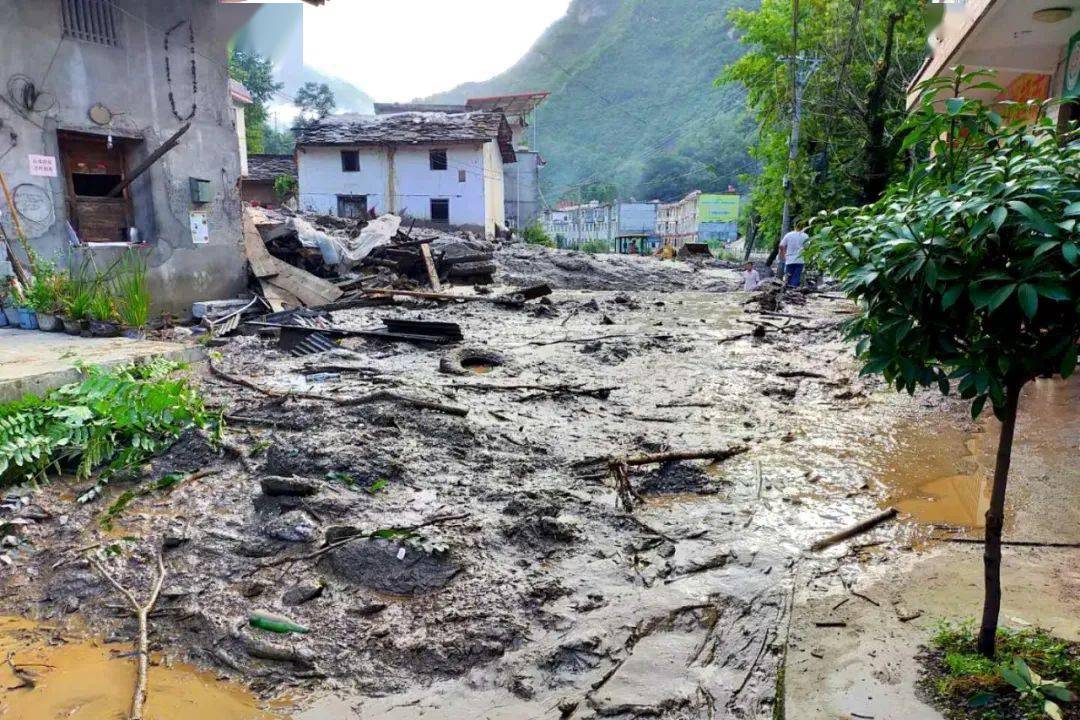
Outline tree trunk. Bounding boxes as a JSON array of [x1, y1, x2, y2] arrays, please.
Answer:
[[861, 12, 903, 204], [977, 380, 1023, 658]]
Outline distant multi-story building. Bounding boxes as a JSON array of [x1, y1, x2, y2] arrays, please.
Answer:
[[542, 201, 661, 251], [657, 191, 741, 249]]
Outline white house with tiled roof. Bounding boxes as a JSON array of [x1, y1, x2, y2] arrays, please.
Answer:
[[294, 111, 515, 237]]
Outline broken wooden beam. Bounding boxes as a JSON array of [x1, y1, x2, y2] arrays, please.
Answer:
[[108, 123, 190, 198], [811, 508, 898, 551], [419, 243, 442, 292]]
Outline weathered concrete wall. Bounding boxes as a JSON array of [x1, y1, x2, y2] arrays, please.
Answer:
[[504, 150, 539, 230], [482, 140, 505, 237], [0, 0, 250, 317], [298, 143, 495, 231]]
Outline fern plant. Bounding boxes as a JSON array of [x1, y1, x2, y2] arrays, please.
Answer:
[[0, 360, 215, 499]]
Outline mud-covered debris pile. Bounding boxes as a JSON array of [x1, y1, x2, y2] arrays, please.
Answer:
[[495, 242, 739, 291], [250, 207, 497, 289], [0, 284, 956, 719]]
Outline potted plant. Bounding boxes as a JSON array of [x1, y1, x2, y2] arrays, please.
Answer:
[[113, 249, 151, 339], [0, 281, 8, 327], [2, 280, 21, 326], [15, 281, 37, 330], [62, 285, 92, 335], [31, 270, 62, 332], [87, 287, 118, 337]]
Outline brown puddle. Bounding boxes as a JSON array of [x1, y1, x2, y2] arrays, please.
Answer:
[[0, 616, 284, 719], [876, 376, 1079, 533]]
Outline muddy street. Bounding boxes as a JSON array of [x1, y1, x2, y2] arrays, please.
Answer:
[[2, 258, 1040, 720]]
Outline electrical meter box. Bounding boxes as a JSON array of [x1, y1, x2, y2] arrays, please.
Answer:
[[189, 177, 211, 204]]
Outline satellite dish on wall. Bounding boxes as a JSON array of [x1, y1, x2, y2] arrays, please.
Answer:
[[88, 103, 114, 126]]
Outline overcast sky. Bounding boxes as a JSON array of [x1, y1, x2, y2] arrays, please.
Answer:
[[301, 0, 572, 102]]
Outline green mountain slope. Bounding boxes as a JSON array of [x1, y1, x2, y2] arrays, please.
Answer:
[[428, 0, 757, 202]]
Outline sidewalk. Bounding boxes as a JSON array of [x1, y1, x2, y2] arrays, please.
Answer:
[[0, 328, 202, 403]]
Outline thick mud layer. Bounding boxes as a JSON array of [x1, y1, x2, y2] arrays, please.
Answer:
[[0, 259, 991, 719]]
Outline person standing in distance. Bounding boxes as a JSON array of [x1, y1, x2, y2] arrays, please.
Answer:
[[778, 224, 809, 288]]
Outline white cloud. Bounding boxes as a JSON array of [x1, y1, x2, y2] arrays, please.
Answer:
[[301, 0, 571, 101]]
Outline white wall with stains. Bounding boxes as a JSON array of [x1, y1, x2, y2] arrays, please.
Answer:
[[297, 142, 502, 234]]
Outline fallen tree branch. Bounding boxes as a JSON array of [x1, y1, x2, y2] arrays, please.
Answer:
[[90, 549, 166, 720], [810, 508, 898, 551], [621, 446, 750, 467], [209, 361, 467, 417], [445, 381, 616, 400], [247, 513, 469, 575]]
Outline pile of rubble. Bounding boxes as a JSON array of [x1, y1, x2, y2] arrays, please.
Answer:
[[245, 206, 497, 306]]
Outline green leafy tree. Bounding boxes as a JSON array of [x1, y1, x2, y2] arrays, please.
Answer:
[[721, 0, 926, 253], [294, 82, 336, 130], [228, 50, 285, 154], [812, 70, 1080, 658]]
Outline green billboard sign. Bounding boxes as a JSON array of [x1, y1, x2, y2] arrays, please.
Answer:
[[698, 194, 740, 223]]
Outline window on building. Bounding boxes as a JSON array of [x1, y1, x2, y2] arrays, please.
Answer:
[[58, 131, 137, 243], [340, 150, 360, 172], [337, 194, 367, 219], [458, 169, 467, 183], [430, 198, 450, 223], [61, 0, 120, 47], [429, 149, 448, 171]]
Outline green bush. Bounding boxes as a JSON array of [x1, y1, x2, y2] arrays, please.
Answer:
[[579, 240, 611, 254], [0, 361, 215, 499], [522, 222, 555, 247]]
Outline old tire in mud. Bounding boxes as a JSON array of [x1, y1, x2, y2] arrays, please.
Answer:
[[439, 346, 514, 376]]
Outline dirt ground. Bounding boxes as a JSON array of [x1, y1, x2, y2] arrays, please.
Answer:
[[785, 377, 1080, 720], [0, 249, 1072, 719]]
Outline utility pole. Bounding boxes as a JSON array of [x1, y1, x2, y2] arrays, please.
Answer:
[[776, 54, 821, 253]]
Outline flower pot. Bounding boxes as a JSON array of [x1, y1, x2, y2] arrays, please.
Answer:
[[60, 315, 82, 335], [17, 307, 38, 330], [37, 312, 60, 332], [3, 306, 19, 325], [88, 320, 119, 337]]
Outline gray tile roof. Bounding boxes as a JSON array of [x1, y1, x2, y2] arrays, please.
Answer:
[[295, 111, 516, 163], [246, 154, 297, 182]]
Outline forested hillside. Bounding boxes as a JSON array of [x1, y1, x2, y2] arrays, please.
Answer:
[[428, 0, 758, 202]]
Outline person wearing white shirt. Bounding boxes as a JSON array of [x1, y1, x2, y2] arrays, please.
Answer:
[[778, 225, 809, 287], [742, 262, 761, 291]]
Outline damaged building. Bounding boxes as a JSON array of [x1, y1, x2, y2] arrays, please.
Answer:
[[0, 0, 289, 315], [294, 110, 516, 238]]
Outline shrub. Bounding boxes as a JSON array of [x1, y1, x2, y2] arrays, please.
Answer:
[[522, 222, 555, 247], [0, 360, 215, 499]]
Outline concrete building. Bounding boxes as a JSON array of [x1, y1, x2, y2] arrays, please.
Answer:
[[541, 201, 660, 252], [466, 93, 549, 231], [0, 0, 270, 315], [242, 154, 297, 208], [230, 79, 253, 178], [657, 192, 741, 249], [295, 112, 515, 237], [909, 1, 1080, 127], [375, 92, 550, 232]]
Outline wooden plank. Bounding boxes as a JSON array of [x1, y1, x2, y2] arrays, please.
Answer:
[[259, 278, 301, 313], [265, 256, 343, 307], [420, 243, 442, 292], [243, 208, 279, 279]]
